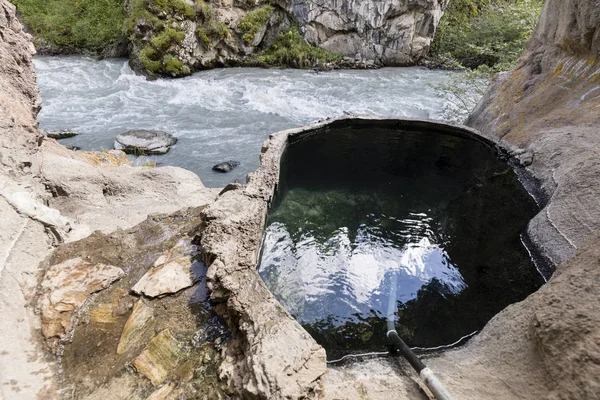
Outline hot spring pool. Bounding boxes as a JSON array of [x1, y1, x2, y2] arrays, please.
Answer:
[[258, 120, 544, 360]]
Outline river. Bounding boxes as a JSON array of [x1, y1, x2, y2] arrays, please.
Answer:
[[34, 56, 465, 187]]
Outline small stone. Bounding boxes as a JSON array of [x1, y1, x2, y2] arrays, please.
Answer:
[[38, 257, 124, 348], [153, 240, 198, 267], [132, 329, 183, 386], [117, 300, 154, 355], [212, 160, 240, 173], [45, 129, 80, 139], [114, 130, 177, 155]]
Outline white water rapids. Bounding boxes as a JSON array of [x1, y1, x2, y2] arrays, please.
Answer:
[[34, 56, 466, 187]]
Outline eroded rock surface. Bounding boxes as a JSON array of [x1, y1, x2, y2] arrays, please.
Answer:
[[448, 0, 600, 398], [50, 208, 228, 399], [282, 0, 451, 64], [38, 257, 125, 350], [201, 129, 327, 399], [468, 0, 600, 266], [132, 240, 203, 297], [127, 0, 450, 77], [0, 1, 219, 397]]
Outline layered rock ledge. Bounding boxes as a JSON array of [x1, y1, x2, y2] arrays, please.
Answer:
[[0, 1, 218, 397]]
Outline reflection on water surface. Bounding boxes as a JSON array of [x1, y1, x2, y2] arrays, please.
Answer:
[[258, 122, 544, 359]]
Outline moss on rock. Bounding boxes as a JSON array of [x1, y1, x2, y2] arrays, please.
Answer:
[[255, 25, 342, 68], [238, 4, 272, 45]]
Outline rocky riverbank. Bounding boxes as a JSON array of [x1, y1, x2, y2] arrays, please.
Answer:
[[0, 1, 218, 397], [1, 0, 599, 399]]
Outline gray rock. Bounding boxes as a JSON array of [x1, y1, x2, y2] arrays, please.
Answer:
[[114, 130, 177, 155], [212, 160, 240, 173], [45, 129, 79, 139], [128, 0, 448, 78]]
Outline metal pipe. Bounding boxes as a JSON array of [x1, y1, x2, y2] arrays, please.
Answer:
[[386, 272, 456, 400]]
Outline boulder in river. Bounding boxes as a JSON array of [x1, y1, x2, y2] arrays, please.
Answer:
[[212, 160, 240, 173], [114, 130, 177, 155], [45, 129, 79, 139]]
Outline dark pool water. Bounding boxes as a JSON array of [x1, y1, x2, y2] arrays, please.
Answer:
[[258, 121, 544, 360]]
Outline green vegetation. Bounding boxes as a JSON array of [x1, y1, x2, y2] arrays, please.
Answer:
[[10, 0, 126, 53], [138, 27, 189, 75], [125, 0, 160, 36], [238, 5, 273, 45], [256, 26, 342, 68], [150, 0, 194, 18], [431, 0, 544, 70], [430, 0, 544, 122], [196, 19, 231, 47]]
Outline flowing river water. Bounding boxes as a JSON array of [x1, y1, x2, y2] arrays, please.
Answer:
[[34, 56, 463, 188]]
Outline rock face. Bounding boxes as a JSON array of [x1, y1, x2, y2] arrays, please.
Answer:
[[201, 127, 328, 399], [212, 160, 240, 172], [0, 1, 218, 397], [38, 258, 125, 350], [280, 0, 451, 64], [468, 0, 600, 266], [460, 1, 600, 399], [127, 0, 449, 77], [114, 129, 177, 155]]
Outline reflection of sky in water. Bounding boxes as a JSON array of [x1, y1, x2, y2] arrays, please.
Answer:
[[259, 212, 467, 325]]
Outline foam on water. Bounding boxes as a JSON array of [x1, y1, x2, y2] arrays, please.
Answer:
[[34, 56, 460, 187]]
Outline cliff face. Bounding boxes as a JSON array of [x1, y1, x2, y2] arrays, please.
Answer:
[[127, 0, 449, 77], [468, 0, 600, 266], [279, 0, 450, 64], [0, 1, 218, 398], [462, 1, 600, 399]]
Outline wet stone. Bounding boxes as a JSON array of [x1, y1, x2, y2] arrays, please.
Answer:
[[90, 304, 119, 333], [44, 129, 79, 139], [117, 299, 154, 355], [132, 328, 184, 386], [132, 241, 204, 297], [38, 257, 124, 349], [146, 383, 177, 400], [212, 160, 240, 173]]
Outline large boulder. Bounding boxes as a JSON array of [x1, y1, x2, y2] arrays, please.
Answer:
[[114, 130, 177, 155], [282, 0, 451, 65]]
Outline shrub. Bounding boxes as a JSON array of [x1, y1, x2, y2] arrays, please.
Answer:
[[151, 0, 194, 18], [430, 66, 495, 123], [238, 5, 272, 45], [256, 26, 342, 68], [10, 0, 127, 53], [431, 0, 544, 70]]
